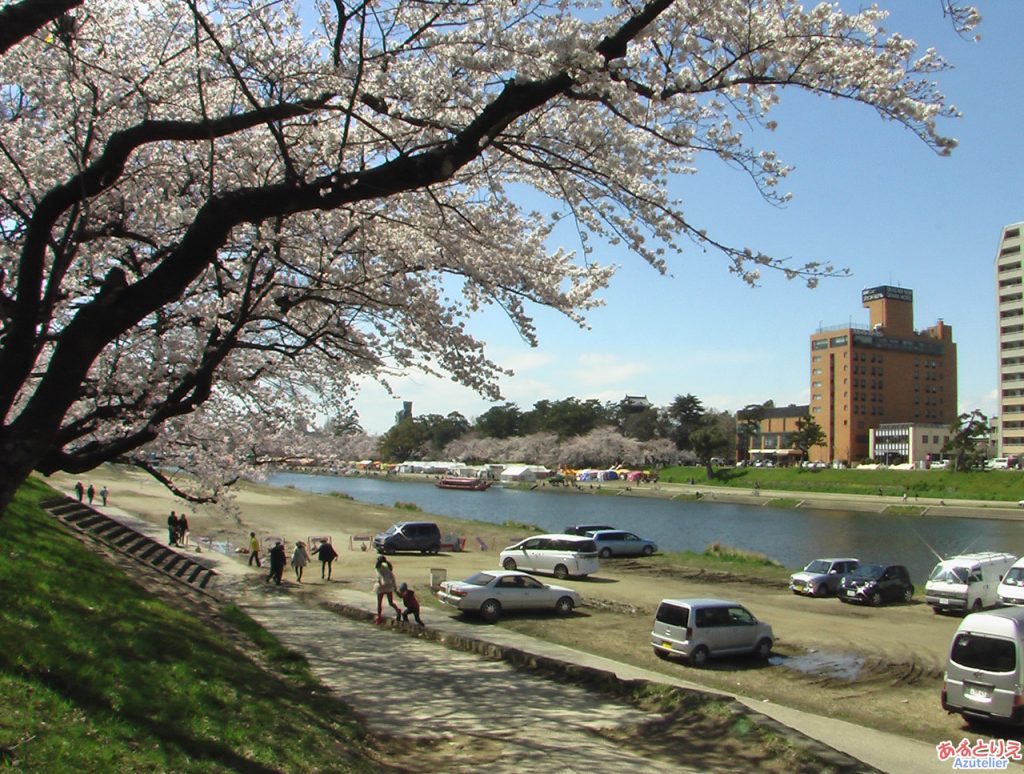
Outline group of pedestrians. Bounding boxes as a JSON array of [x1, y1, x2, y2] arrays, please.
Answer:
[[166, 511, 190, 547], [245, 532, 422, 625], [249, 533, 339, 584], [374, 555, 422, 626], [73, 481, 109, 506]]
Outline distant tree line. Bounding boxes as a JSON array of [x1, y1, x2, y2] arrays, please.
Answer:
[[364, 394, 739, 466]]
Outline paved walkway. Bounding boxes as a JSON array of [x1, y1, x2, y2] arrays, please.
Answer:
[[99, 505, 952, 773]]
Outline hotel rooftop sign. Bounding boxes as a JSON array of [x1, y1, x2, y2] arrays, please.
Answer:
[[862, 285, 913, 303]]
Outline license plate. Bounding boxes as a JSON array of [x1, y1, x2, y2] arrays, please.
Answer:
[[845, 590, 856, 598], [661, 641, 672, 650], [965, 683, 992, 700]]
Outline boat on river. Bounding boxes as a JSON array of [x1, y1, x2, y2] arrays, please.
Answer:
[[436, 476, 492, 491]]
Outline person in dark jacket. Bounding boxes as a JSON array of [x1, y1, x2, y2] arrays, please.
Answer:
[[267, 541, 287, 585], [167, 511, 179, 545], [315, 540, 338, 581], [397, 582, 423, 626]]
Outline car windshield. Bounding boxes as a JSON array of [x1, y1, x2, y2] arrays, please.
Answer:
[[929, 565, 969, 584], [804, 560, 831, 574], [463, 573, 496, 586], [1004, 567, 1024, 586], [850, 564, 885, 580], [382, 524, 400, 536]]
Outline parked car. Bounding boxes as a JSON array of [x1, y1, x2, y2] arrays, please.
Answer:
[[564, 524, 615, 536], [585, 529, 657, 558], [943, 607, 1024, 725], [838, 563, 914, 605], [650, 598, 773, 667], [436, 570, 582, 623], [499, 534, 600, 579], [373, 521, 442, 554], [789, 557, 859, 597]]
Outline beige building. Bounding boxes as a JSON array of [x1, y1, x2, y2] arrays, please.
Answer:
[[997, 222, 1024, 457], [868, 422, 951, 466], [809, 286, 957, 465]]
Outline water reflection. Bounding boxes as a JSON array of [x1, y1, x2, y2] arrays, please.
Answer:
[[268, 472, 1024, 583]]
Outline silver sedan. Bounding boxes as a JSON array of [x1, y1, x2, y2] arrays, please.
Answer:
[[436, 570, 582, 622]]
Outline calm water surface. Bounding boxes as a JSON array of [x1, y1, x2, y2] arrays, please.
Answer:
[[267, 471, 1024, 582]]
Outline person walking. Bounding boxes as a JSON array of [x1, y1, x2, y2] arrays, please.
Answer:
[[267, 541, 286, 585], [99, 486, 109, 506], [74, 481, 84, 502], [373, 555, 402, 623], [86, 484, 95, 504], [315, 539, 338, 581], [167, 511, 179, 546], [397, 582, 423, 626], [248, 531, 262, 567], [178, 512, 190, 548], [291, 541, 310, 583]]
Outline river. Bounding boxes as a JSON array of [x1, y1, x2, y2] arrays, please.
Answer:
[[267, 471, 1024, 583]]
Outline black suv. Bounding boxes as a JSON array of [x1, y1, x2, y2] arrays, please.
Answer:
[[838, 563, 914, 606], [564, 524, 615, 536], [373, 522, 442, 554]]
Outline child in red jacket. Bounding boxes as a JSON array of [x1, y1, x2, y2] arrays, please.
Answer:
[[398, 582, 423, 626]]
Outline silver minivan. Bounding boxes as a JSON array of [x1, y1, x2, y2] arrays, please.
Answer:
[[943, 607, 1024, 725], [650, 598, 773, 667], [499, 534, 600, 579]]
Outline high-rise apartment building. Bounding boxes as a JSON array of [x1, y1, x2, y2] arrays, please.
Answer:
[[809, 286, 957, 464], [996, 222, 1024, 456]]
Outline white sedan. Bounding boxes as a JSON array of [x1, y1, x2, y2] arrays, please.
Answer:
[[436, 570, 582, 622]]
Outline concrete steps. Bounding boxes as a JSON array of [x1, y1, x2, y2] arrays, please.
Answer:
[[41, 496, 217, 592]]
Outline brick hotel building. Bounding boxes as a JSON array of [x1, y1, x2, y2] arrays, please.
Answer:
[[808, 286, 957, 465]]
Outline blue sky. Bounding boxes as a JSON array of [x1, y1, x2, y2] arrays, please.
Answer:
[[352, 2, 1022, 435]]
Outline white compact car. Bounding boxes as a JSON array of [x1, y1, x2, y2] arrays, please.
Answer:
[[436, 570, 582, 622]]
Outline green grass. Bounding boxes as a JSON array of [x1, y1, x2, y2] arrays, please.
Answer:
[[393, 500, 422, 511], [0, 478, 376, 772], [662, 465, 1024, 502]]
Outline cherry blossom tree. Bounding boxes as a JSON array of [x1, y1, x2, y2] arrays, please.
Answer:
[[0, 0, 976, 514]]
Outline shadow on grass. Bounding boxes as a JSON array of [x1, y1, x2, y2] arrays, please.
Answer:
[[0, 479, 373, 772]]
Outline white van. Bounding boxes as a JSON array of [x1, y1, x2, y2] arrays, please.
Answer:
[[943, 607, 1024, 725], [499, 534, 600, 579], [998, 557, 1024, 606], [925, 552, 1017, 614]]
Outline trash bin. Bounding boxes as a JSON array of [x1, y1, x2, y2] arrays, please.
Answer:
[[429, 568, 447, 589]]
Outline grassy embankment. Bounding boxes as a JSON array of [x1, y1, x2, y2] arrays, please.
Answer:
[[0, 478, 377, 772], [662, 465, 1024, 503]]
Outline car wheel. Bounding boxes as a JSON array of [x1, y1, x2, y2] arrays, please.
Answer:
[[555, 596, 574, 615], [599, 548, 612, 559], [754, 638, 772, 660], [553, 564, 569, 580], [428, 544, 440, 555], [971, 598, 983, 612], [689, 645, 710, 668], [502, 557, 517, 571], [641, 545, 654, 557], [869, 592, 882, 607], [479, 599, 502, 623], [653, 647, 669, 661]]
